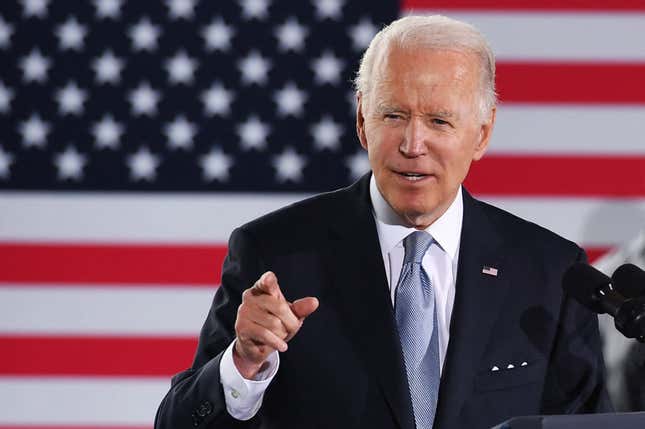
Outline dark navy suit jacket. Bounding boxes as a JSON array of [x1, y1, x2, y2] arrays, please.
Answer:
[[155, 174, 611, 429]]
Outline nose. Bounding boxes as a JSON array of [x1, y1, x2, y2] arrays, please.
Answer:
[[399, 116, 429, 158]]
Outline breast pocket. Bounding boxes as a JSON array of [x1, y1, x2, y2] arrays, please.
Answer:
[[474, 359, 545, 392]]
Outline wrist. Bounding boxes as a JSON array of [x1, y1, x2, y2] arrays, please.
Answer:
[[233, 342, 266, 379]]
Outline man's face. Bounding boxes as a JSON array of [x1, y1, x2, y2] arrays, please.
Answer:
[[356, 45, 495, 228]]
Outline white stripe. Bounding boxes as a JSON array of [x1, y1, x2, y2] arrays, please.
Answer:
[[481, 197, 645, 247], [403, 12, 645, 61], [0, 377, 166, 425], [0, 286, 214, 335], [1, 194, 644, 247], [0, 192, 305, 242], [491, 106, 645, 155]]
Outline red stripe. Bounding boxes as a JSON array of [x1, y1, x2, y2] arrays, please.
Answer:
[[403, 0, 645, 11], [0, 335, 197, 376], [585, 247, 610, 263], [497, 63, 645, 104], [466, 155, 645, 197], [0, 243, 226, 285]]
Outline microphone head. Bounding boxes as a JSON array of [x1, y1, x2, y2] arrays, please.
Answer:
[[612, 263, 645, 298], [562, 262, 612, 314]]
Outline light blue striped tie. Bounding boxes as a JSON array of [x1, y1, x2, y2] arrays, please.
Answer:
[[395, 231, 440, 429]]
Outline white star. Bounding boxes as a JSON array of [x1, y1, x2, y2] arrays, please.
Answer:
[[164, 116, 197, 150], [311, 51, 344, 85], [275, 18, 307, 52], [92, 115, 123, 149], [200, 147, 233, 181], [272, 147, 306, 183], [314, 0, 344, 20], [165, 51, 198, 85], [127, 146, 161, 181], [20, 49, 51, 83], [128, 82, 161, 116], [238, 51, 271, 85], [240, 0, 270, 20], [201, 82, 234, 117], [273, 82, 307, 117], [237, 116, 270, 151], [0, 16, 14, 48], [92, 50, 124, 84], [0, 81, 14, 113], [56, 17, 87, 51], [55, 82, 87, 116], [54, 146, 86, 181], [349, 18, 378, 51], [202, 18, 234, 52], [166, 0, 196, 20], [94, 0, 122, 19], [22, 0, 49, 18], [0, 145, 14, 179], [345, 150, 370, 181], [19, 114, 50, 148], [311, 116, 343, 150], [129, 18, 161, 51]]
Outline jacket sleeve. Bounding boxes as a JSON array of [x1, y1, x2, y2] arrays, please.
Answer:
[[540, 248, 614, 414], [154, 227, 265, 429]]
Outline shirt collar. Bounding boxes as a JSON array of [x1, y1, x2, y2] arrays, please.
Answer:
[[370, 175, 463, 261]]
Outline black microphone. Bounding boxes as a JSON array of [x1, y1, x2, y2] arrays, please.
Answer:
[[562, 262, 645, 342], [612, 263, 645, 298]]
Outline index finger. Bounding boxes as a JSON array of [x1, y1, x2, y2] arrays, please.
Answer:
[[252, 271, 281, 298]]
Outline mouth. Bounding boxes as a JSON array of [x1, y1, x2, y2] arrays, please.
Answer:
[[393, 170, 433, 182]]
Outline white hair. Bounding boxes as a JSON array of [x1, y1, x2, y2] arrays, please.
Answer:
[[354, 15, 497, 120]]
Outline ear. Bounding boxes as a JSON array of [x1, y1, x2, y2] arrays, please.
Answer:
[[356, 92, 368, 150], [472, 106, 496, 161]]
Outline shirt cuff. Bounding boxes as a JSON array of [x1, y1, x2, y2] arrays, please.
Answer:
[[219, 339, 280, 421]]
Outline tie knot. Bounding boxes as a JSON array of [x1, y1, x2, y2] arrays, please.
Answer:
[[403, 231, 433, 264]]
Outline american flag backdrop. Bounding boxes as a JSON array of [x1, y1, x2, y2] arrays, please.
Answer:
[[1, 0, 644, 427]]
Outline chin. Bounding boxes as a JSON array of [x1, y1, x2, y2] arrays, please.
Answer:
[[393, 195, 443, 226]]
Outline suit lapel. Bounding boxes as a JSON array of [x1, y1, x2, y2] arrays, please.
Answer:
[[434, 190, 510, 428], [325, 175, 416, 429]]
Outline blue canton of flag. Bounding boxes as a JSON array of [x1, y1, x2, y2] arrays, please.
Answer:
[[0, 0, 397, 192]]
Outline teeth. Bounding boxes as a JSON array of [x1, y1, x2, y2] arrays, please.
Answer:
[[401, 173, 425, 181], [400, 172, 426, 181]]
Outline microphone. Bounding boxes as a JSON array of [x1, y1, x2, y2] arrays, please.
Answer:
[[562, 262, 645, 342], [612, 263, 645, 298]]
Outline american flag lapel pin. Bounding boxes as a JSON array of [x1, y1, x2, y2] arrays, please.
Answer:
[[482, 266, 498, 276]]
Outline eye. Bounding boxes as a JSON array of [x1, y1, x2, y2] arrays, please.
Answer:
[[432, 118, 450, 126], [384, 113, 405, 121]]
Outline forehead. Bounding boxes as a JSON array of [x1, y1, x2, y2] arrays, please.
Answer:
[[370, 44, 480, 103]]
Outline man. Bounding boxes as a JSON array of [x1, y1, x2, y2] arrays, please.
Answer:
[[155, 15, 611, 429]]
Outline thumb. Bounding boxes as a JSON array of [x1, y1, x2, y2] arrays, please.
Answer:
[[291, 297, 319, 320]]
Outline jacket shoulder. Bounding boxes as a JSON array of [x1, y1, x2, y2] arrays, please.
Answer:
[[475, 198, 583, 258], [238, 184, 354, 239]]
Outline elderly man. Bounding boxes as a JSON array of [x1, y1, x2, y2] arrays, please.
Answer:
[[155, 15, 611, 429]]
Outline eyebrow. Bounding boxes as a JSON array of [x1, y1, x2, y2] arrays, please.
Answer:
[[374, 103, 404, 114], [375, 103, 457, 120], [432, 110, 457, 119]]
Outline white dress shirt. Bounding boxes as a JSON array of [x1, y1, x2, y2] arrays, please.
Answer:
[[219, 176, 464, 419], [370, 176, 462, 370]]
